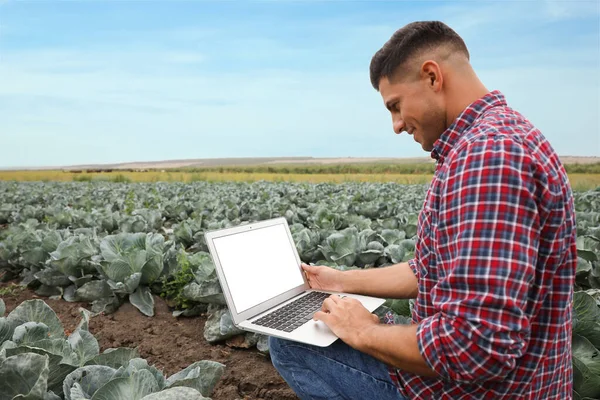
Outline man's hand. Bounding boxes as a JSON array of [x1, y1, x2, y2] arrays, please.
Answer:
[[313, 294, 379, 348], [314, 296, 439, 379], [302, 263, 346, 292]]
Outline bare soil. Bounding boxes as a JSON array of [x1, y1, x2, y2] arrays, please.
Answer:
[[1, 285, 298, 400]]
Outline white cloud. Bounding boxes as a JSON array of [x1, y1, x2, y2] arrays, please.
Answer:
[[0, 53, 397, 166], [2, 47, 207, 75], [0, 1, 598, 167], [543, 0, 600, 20], [2, 53, 598, 167]]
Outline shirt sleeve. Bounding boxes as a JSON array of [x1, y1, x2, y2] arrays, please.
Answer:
[[416, 136, 539, 383], [408, 258, 418, 277]]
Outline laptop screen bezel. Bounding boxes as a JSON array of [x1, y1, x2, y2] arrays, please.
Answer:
[[204, 217, 310, 326]]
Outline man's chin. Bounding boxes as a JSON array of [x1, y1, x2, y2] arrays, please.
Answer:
[[412, 135, 433, 152], [421, 143, 433, 152]]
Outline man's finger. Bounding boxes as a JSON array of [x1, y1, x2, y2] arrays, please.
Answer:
[[327, 294, 342, 304], [321, 297, 337, 313], [313, 310, 330, 323], [301, 264, 315, 272]]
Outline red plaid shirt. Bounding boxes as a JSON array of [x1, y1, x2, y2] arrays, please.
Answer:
[[386, 91, 576, 399]]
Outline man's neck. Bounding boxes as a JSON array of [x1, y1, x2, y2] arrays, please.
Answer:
[[444, 73, 490, 129]]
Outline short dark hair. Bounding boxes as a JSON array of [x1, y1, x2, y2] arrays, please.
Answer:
[[369, 21, 469, 90]]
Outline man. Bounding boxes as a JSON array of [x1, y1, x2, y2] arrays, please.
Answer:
[[269, 21, 576, 399]]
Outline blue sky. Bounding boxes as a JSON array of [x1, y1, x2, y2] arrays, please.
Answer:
[[0, 0, 598, 168]]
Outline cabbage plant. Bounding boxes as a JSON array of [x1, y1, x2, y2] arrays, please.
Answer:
[[1, 180, 600, 388], [0, 299, 224, 400], [94, 233, 166, 316]]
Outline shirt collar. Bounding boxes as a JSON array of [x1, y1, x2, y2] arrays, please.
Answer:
[[431, 90, 507, 161]]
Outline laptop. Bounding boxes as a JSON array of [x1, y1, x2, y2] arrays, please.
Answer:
[[204, 216, 385, 347]]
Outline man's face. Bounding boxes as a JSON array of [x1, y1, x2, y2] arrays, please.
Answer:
[[378, 75, 446, 152]]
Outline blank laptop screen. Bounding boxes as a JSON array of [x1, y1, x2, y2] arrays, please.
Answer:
[[212, 222, 304, 314]]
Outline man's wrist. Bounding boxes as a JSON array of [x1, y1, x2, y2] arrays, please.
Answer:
[[340, 269, 355, 293], [353, 321, 380, 352]]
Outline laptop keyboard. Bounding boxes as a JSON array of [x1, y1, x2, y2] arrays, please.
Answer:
[[252, 291, 340, 333]]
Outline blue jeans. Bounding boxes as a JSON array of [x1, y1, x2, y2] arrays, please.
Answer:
[[268, 336, 408, 400]]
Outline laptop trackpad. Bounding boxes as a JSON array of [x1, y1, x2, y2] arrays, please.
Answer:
[[312, 319, 330, 330]]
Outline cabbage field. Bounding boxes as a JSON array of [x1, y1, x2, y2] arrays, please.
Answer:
[[1, 180, 599, 399]]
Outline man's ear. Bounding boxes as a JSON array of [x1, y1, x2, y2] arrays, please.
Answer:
[[420, 60, 443, 92]]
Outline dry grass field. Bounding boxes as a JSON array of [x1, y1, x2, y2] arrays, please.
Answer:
[[0, 169, 598, 191], [0, 170, 433, 184]]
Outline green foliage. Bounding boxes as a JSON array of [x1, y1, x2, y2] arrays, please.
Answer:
[[566, 162, 600, 174], [176, 162, 438, 175], [383, 299, 412, 317], [124, 190, 136, 215], [0, 283, 26, 297], [1, 180, 600, 378], [163, 161, 600, 175], [160, 249, 196, 310], [0, 299, 223, 399], [73, 174, 93, 182], [112, 174, 132, 183]]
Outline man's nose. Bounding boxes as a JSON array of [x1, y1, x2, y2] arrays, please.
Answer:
[[393, 118, 406, 135]]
